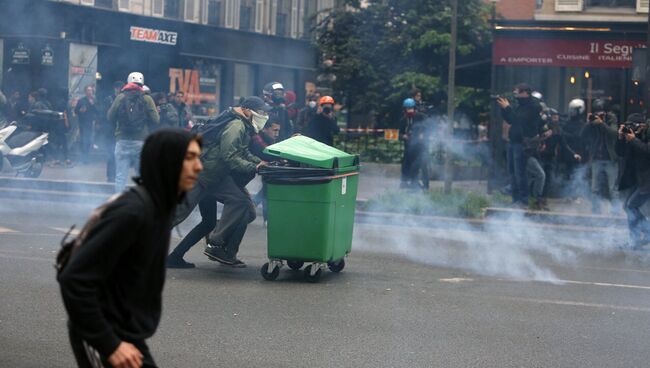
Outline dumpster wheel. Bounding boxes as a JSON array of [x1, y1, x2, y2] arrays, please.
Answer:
[[328, 259, 345, 273], [304, 263, 325, 283], [287, 261, 304, 270], [261, 262, 281, 281]]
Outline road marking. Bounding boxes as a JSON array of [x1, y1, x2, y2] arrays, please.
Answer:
[[0, 227, 16, 234], [439, 278, 474, 283], [560, 279, 650, 291], [500, 295, 650, 313]]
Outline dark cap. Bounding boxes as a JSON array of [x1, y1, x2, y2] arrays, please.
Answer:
[[241, 96, 272, 112], [626, 113, 645, 124]]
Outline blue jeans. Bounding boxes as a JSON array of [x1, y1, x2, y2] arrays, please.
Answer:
[[590, 160, 618, 213], [507, 143, 528, 203], [114, 139, 143, 192], [624, 187, 650, 247], [526, 157, 546, 199]]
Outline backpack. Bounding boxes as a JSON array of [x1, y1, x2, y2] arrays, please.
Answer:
[[55, 186, 152, 277], [117, 90, 147, 134], [191, 109, 238, 147]]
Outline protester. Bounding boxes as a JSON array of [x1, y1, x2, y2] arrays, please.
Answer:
[[153, 92, 180, 129], [304, 95, 340, 146], [74, 85, 98, 163], [107, 72, 160, 192], [167, 96, 270, 268], [263, 81, 293, 141], [295, 92, 320, 134], [581, 98, 619, 214], [101, 81, 124, 182], [171, 91, 192, 129], [399, 97, 428, 189], [58, 128, 203, 368], [561, 98, 588, 201], [497, 83, 543, 207]]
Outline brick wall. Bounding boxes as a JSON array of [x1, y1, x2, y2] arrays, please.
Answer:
[[493, 0, 536, 20]]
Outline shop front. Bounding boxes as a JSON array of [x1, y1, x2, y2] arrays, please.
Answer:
[[0, 0, 315, 117], [493, 30, 646, 118]]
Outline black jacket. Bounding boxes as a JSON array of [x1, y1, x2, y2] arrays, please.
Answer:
[[58, 129, 194, 357], [615, 129, 650, 193], [501, 98, 543, 144], [269, 105, 293, 141], [304, 113, 340, 146]]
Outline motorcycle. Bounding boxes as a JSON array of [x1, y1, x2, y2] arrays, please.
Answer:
[[0, 109, 62, 178]]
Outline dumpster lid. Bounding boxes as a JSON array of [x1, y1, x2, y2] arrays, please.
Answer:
[[263, 136, 358, 169]]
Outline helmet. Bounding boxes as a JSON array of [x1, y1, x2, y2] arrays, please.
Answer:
[[319, 96, 335, 105], [531, 91, 543, 101], [548, 108, 559, 116], [142, 85, 151, 94], [568, 98, 585, 118], [403, 98, 416, 108], [263, 82, 284, 96], [127, 72, 144, 85], [592, 98, 608, 113]]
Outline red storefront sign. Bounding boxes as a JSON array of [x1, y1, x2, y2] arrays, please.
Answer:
[[494, 37, 645, 68]]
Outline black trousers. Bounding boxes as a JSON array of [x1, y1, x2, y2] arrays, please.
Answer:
[[68, 327, 157, 368]]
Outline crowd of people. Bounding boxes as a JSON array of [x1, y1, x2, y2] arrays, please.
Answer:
[[497, 82, 650, 249]]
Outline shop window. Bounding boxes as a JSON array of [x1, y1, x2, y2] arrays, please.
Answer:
[[585, 0, 635, 7], [207, 0, 223, 26], [555, 0, 583, 11], [165, 0, 180, 18], [184, 0, 200, 22]]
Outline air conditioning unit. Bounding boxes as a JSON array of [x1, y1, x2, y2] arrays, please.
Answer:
[[555, 0, 583, 12]]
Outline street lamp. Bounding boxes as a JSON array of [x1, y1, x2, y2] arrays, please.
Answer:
[[487, 0, 500, 194]]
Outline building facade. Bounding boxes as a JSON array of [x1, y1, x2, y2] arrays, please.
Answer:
[[493, 0, 648, 117], [0, 0, 333, 117]]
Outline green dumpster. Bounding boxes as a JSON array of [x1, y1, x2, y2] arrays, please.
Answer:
[[258, 136, 360, 282]]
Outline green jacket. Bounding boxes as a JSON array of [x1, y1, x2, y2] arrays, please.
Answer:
[[107, 90, 159, 141], [200, 112, 261, 188]]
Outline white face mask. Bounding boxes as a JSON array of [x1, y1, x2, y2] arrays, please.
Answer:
[[249, 110, 269, 133]]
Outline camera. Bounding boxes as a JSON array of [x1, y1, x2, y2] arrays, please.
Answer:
[[588, 112, 605, 122], [490, 94, 502, 100], [622, 121, 642, 134]]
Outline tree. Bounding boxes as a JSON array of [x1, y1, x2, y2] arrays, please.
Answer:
[[313, 0, 491, 127]]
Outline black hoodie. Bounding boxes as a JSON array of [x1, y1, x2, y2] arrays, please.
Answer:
[[58, 129, 194, 357]]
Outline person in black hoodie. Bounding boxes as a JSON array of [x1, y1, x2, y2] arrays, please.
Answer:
[[58, 129, 203, 368], [497, 83, 543, 206]]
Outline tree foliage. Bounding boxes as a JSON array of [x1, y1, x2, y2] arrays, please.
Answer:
[[313, 0, 491, 127]]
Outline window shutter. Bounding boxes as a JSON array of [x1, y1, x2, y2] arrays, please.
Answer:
[[152, 0, 164, 16], [638, 0, 649, 13], [290, 0, 298, 38], [255, 0, 264, 33], [130, 0, 144, 13], [185, 0, 200, 22], [118, 0, 130, 11], [555, 0, 583, 12]]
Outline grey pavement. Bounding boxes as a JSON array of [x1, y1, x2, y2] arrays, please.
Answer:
[[2, 198, 650, 367]]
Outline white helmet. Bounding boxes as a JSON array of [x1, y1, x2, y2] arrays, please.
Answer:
[[568, 98, 585, 118], [127, 72, 144, 85], [531, 91, 543, 101], [142, 85, 151, 94]]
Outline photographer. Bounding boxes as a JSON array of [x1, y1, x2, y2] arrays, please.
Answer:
[[497, 83, 544, 207], [581, 99, 619, 214], [615, 113, 650, 250]]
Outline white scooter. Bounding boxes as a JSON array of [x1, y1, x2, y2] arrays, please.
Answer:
[[0, 110, 59, 178]]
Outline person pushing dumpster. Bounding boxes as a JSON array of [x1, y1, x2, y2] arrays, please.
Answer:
[[167, 96, 271, 268]]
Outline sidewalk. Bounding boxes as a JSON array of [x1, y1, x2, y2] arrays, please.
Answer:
[[0, 158, 612, 217]]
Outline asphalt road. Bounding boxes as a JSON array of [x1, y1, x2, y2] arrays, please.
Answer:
[[2, 198, 650, 367]]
